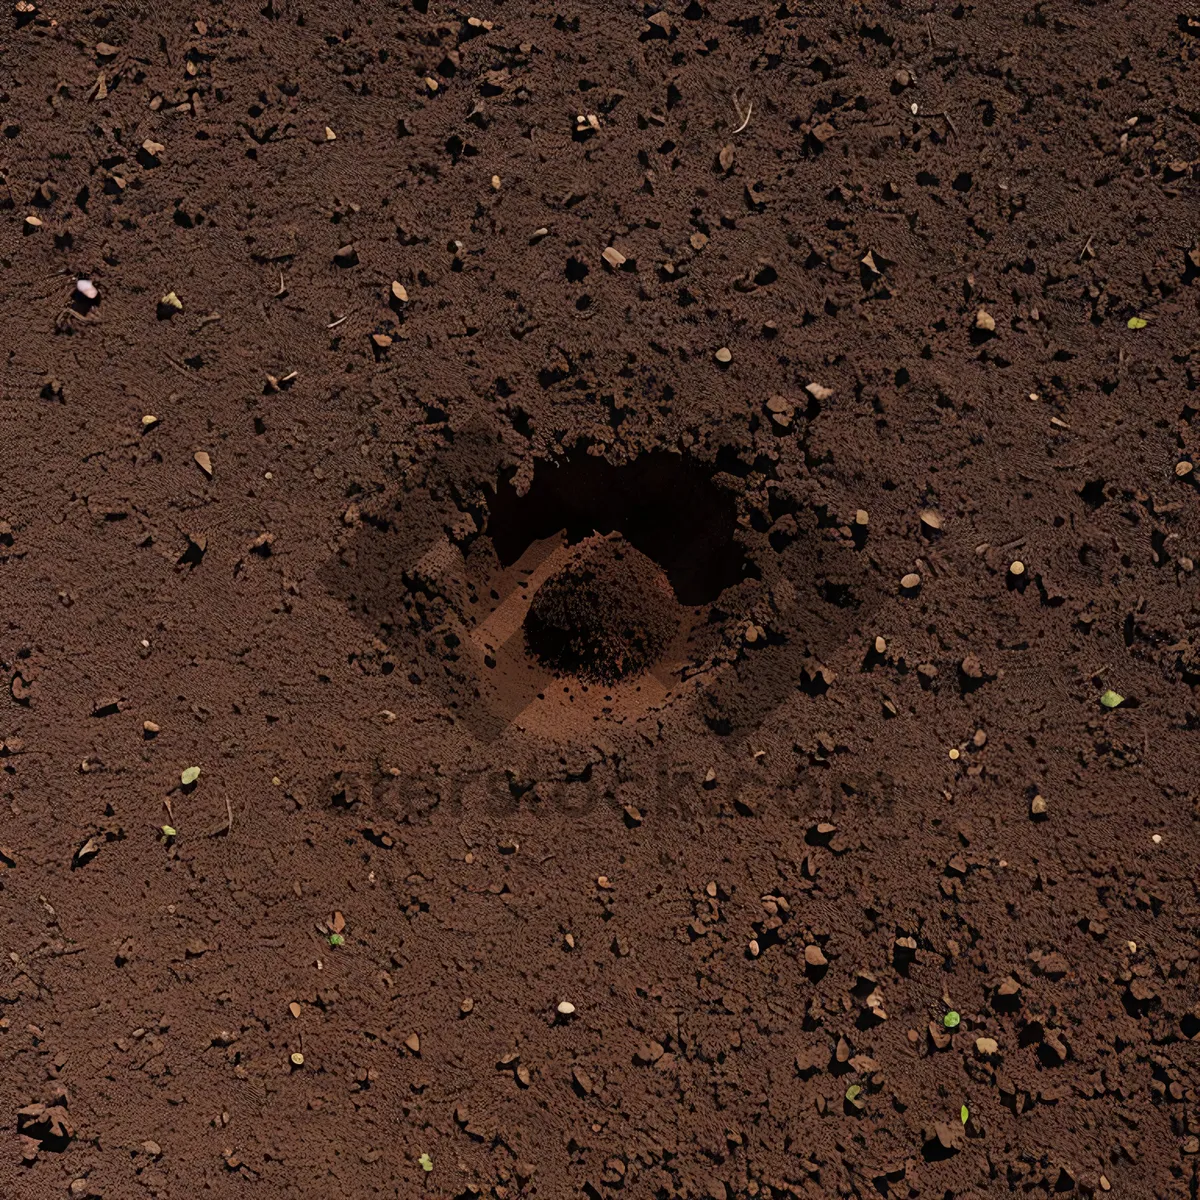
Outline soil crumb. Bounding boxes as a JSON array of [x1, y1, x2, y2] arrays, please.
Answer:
[[524, 533, 680, 680]]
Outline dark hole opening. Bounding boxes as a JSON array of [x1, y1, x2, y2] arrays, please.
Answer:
[[484, 450, 753, 605]]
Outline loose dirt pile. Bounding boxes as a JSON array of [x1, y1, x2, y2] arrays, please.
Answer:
[[2, 2, 1200, 1199], [524, 533, 681, 681]]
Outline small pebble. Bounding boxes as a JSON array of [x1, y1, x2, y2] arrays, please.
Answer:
[[491, 175, 501, 190], [391, 281, 408, 302], [1152, 833, 1162, 844], [142, 414, 159, 429], [288, 1002, 302, 1018], [460, 998, 474, 1014], [1176, 461, 1193, 477], [874, 636, 887, 653], [1030, 794, 1047, 816], [602, 246, 626, 268], [194, 451, 213, 478], [714, 346, 732, 364], [948, 748, 959, 761], [804, 944, 827, 967], [76, 279, 98, 300], [975, 308, 996, 332], [325, 126, 336, 140], [290, 1052, 304, 1067], [854, 509, 869, 526], [900, 572, 921, 590], [556, 1000, 575, 1016], [1009, 560, 1025, 576]]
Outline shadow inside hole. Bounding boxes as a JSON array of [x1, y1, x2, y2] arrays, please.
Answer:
[[485, 450, 754, 605]]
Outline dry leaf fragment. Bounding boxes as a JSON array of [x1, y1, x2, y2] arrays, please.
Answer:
[[194, 451, 213, 477]]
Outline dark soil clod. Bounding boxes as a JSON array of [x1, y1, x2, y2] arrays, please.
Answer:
[[524, 533, 680, 680]]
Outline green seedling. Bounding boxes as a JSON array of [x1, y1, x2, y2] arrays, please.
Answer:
[[1100, 689, 1124, 708], [844, 1084, 865, 1111], [960, 1104, 969, 1124], [418, 1152, 433, 1172], [943, 1010, 961, 1029], [161, 825, 177, 838], [329, 933, 345, 947], [181, 765, 200, 785], [1127, 316, 1148, 330]]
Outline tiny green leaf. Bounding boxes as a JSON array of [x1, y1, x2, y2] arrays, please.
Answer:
[[181, 766, 200, 785], [1099, 689, 1124, 709], [845, 1084, 862, 1100], [943, 1010, 961, 1029], [161, 825, 177, 838], [960, 1104, 969, 1124], [329, 933, 345, 947], [1127, 316, 1148, 330], [418, 1152, 433, 1172]]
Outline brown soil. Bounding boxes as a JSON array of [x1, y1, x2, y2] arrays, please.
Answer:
[[525, 533, 681, 681], [2, 2, 1200, 1198]]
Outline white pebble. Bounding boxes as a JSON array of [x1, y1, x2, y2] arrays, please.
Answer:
[[76, 279, 98, 300], [556, 1000, 575, 1015], [1151, 833, 1162, 844]]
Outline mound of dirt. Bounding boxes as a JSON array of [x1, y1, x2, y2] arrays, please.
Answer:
[[524, 533, 680, 679]]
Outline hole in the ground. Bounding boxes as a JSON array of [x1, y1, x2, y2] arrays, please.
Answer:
[[484, 450, 754, 606]]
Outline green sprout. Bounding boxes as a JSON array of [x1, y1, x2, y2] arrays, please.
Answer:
[[329, 933, 345, 947], [960, 1104, 969, 1124], [944, 1010, 961, 1029], [161, 825, 177, 838], [844, 1083, 865, 1111], [418, 1152, 433, 1172], [1127, 317, 1148, 330], [1099, 689, 1124, 708], [181, 766, 200, 785]]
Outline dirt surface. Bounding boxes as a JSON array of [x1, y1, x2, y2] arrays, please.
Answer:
[[3, 1, 1200, 1197]]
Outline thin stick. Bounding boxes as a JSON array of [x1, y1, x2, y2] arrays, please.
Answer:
[[327, 314, 349, 329], [162, 354, 193, 378]]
